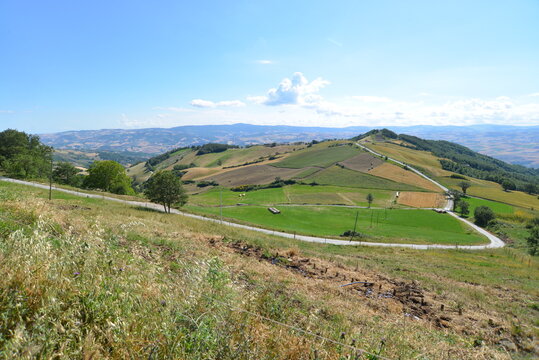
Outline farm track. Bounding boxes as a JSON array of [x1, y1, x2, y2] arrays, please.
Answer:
[[1, 176, 505, 250]]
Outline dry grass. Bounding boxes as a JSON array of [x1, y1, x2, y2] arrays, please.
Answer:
[[1, 181, 536, 359], [397, 191, 446, 208], [368, 163, 442, 192]]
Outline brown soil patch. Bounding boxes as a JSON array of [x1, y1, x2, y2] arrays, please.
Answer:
[[201, 165, 310, 187], [208, 238, 499, 334], [397, 192, 446, 208], [368, 163, 441, 192], [339, 153, 384, 172]]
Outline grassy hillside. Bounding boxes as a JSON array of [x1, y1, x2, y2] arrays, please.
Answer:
[[1, 181, 538, 358], [273, 142, 359, 169], [186, 205, 488, 245], [306, 166, 423, 191]]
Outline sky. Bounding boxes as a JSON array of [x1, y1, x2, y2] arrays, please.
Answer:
[[1, 0, 539, 133]]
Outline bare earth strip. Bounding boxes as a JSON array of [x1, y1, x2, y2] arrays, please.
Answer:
[[202, 165, 310, 187], [397, 192, 446, 208], [339, 152, 384, 172], [368, 163, 442, 192]]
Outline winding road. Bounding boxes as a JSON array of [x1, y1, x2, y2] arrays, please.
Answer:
[[1, 163, 505, 250]]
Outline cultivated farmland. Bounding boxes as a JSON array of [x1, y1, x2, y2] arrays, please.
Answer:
[[368, 163, 442, 192], [186, 205, 488, 245], [397, 191, 446, 208], [307, 165, 422, 191], [338, 152, 384, 172], [273, 143, 360, 168], [202, 164, 308, 187]]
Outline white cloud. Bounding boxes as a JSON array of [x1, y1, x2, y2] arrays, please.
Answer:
[[255, 72, 330, 106], [190, 99, 246, 108], [0, 110, 15, 114], [255, 60, 274, 65], [529, 92, 539, 97], [352, 96, 391, 103]]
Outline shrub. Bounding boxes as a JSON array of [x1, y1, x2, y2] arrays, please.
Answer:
[[474, 206, 495, 227]]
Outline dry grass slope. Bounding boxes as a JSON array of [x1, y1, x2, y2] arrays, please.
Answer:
[[0, 182, 537, 358], [368, 163, 442, 192]]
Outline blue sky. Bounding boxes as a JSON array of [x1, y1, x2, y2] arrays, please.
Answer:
[[1, 0, 539, 133]]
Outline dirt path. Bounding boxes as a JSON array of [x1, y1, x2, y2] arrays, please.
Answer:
[[1, 176, 504, 250]]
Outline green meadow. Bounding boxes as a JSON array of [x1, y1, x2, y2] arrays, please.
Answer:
[[185, 204, 488, 245]]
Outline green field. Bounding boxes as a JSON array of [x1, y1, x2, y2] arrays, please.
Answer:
[[462, 196, 514, 215], [189, 185, 396, 207], [306, 165, 423, 191], [186, 205, 487, 245], [273, 144, 359, 169]]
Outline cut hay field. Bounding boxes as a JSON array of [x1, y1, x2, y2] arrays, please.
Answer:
[[307, 165, 423, 191], [338, 152, 384, 172], [273, 143, 360, 169], [365, 141, 451, 177], [397, 192, 446, 208], [186, 205, 488, 245], [368, 163, 442, 192], [189, 185, 396, 208]]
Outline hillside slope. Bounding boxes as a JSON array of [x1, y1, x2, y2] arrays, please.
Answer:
[[1, 179, 537, 358]]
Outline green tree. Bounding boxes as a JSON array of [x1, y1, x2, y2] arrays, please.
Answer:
[[366, 193, 374, 208], [527, 227, 539, 256], [524, 183, 537, 195], [84, 160, 134, 195], [474, 205, 495, 227], [53, 162, 80, 186], [458, 181, 471, 195], [457, 200, 470, 217], [144, 170, 188, 213], [0, 129, 52, 179], [501, 179, 516, 192]]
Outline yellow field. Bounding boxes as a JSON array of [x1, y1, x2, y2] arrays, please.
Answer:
[[368, 163, 442, 192], [397, 191, 446, 208], [365, 141, 451, 177], [440, 176, 539, 210]]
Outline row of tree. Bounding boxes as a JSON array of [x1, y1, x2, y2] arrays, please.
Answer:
[[1, 129, 188, 212]]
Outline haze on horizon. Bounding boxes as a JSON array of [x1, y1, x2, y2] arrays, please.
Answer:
[[1, 0, 539, 134]]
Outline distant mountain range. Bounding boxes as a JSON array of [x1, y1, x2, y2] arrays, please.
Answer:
[[40, 123, 539, 168]]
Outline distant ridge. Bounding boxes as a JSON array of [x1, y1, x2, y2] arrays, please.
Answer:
[[39, 123, 539, 168]]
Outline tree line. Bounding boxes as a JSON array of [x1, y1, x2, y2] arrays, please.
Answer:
[[0, 129, 188, 212]]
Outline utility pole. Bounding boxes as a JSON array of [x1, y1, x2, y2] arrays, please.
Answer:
[[350, 211, 359, 242], [48, 156, 53, 201]]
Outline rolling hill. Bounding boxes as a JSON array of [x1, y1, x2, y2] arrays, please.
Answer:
[[127, 130, 538, 245], [40, 123, 539, 167]]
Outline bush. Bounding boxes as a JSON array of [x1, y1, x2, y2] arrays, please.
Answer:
[[474, 206, 495, 227]]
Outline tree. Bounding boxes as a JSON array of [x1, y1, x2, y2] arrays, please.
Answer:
[[524, 183, 537, 195], [0, 129, 52, 179], [53, 162, 80, 186], [501, 179, 516, 192], [457, 200, 470, 217], [366, 193, 374, 208], [474, 205, 495, 227], [84, 160, 134, 195], [527, 226, 539, 256], [458, 181, 471, 195], [144, 170, 188, 213]]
